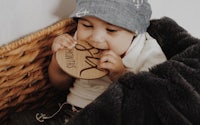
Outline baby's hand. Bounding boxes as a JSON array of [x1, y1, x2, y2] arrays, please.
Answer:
[[52, 34, 77, 53], [98, 50, 125, 81]]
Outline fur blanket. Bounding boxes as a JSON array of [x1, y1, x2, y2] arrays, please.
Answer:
[[66, 17, 200, 125]]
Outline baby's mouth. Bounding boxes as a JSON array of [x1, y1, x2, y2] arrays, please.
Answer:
[[87, 41, 107, 50]]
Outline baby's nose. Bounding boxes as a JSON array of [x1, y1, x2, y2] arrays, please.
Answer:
[[90, 30, 105, 43]]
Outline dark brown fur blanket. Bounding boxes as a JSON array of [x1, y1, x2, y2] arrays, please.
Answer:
[[66, 17, 200, 125]]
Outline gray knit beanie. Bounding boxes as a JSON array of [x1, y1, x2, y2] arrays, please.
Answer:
[[70, 0, 152, 34]]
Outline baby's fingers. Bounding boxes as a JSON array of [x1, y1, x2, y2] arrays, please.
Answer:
[[60, 34, 77, 48], [52, 43, 65, 52], [52, 34, 77, 52]]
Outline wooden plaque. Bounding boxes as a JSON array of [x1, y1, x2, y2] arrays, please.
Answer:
[[56, 40, 108, 79]]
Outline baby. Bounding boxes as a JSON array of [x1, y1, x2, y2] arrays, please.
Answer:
[[49, 0, 166, 110], [14, 0, 167, 124]]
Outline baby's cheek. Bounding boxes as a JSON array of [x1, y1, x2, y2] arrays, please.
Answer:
[[77, 29, 91, 40]]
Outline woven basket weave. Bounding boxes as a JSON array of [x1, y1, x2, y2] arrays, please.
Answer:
[[0, 18, 77, 124]]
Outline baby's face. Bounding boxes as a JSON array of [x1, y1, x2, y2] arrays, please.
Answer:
[[77, 16, 135, 56]]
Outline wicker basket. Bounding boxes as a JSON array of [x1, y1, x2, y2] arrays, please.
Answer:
[[0, 18, 77, 124]]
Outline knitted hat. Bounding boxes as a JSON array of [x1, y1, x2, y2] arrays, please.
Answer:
[[70, 0, 152, 34]]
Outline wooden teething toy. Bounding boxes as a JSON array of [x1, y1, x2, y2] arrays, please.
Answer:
[[56, 40, 108, 79]]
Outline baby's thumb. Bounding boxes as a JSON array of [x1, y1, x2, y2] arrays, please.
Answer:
[[52, 44, 63, 53]]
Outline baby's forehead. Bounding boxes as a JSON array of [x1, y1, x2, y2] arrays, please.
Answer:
[[78, 16, 119, 27], [78, 16, 134, 33]]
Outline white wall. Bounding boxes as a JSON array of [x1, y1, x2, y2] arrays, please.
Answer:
[[0, 0, 200, 46], [149, 0, 200, 39], [0, 0, 76, 46]]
